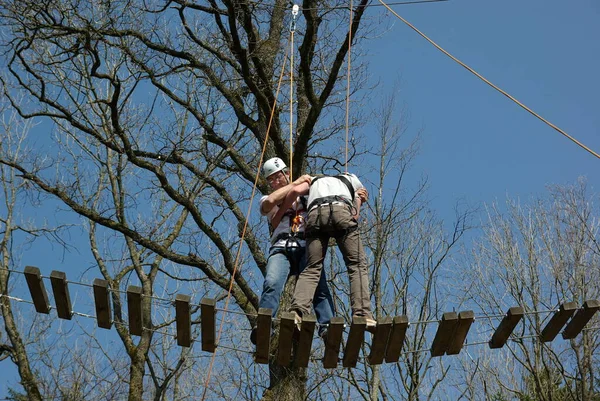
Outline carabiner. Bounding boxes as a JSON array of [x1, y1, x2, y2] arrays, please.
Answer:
[[290, 4, 299, 32], [291, 214, 304, 233]]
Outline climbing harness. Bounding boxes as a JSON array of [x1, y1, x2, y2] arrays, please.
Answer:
[[307, 174, 356, 211]]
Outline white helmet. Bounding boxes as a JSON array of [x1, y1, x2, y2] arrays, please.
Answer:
[[262, 157, 287, 178]]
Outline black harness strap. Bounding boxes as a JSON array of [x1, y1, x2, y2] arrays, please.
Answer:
[[271, 231, 305, 244], [307, 195, 353, 212], [335, 175, 355, 201]]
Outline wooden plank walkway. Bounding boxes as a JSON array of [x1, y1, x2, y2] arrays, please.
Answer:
[[489, 307, 523, 349], [17, 267, 600, 368], [322, 317, 344, 368], [255, 308, 272, 364], [175, 294, 192, 347], [201, 298, 216, 352], [50, 271, 72, 320], [93, 279, 112, 329], [540, 302, 577, 342], [24, 266, 50, 314]]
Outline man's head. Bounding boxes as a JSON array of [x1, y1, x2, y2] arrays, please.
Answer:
[[262, 157, 289, 190]]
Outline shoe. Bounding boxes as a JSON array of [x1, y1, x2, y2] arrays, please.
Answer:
[[365, 318, 377, 334], [250, 327, 257, 345], [292, 311, 302, 331]]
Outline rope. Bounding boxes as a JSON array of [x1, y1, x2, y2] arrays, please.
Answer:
[[199, 35, 292, 401], [289, 5, 299, 180], [247, 0, 449, 13], [344, 0, 353, 173], [289, 31, 294, 180], [377, 0, 600, 161]]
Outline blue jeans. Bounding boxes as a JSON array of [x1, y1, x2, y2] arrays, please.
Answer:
[[259, 246, 334, 335]]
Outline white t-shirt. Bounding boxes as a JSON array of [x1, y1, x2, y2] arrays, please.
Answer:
[[307, 173, 363, 210], [260, 195, 307, 248]]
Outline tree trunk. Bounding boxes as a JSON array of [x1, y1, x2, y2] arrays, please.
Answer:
[[1, 206, 44, 401], [263, 274, 306, 400], [128, 351, 147, 401], [265, 365, 306, 401]]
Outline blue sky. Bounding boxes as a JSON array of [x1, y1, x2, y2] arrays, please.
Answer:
[[367, 0, 599, 218]]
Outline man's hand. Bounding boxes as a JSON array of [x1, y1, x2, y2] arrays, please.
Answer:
[[271, 182, 310, 228], [293, 174, 312, 186], [357, 188, 368, 204]]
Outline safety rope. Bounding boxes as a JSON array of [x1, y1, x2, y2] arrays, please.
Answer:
[[200, 41, 292, 401], [377, 0, 600, 160], [288, 5, 304, 235], [289, 5, 299, 181], [345, 0, 353, 173]]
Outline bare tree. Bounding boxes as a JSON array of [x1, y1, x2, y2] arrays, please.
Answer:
[[0, 0, 378, 398], [365, 115, 472, 401], [1, 99, 50, 401], [456, 180, 600, 401]]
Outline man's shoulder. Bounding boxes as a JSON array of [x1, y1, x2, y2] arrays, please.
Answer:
[[259, 195, 271, 216], [342, 173, 363, 189]]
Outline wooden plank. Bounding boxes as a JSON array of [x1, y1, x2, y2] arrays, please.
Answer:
[[277, 312, 295, 366], [127, 286, 143, 336], [23, 266, 50, 314], [93, 279, 112, 329], [489, 307, 524, 349], [368, 316, 392, 365], [322, 317, 344, 369], [255, 308, 272, 364], [50, 271, 72, 320], [295, 314, 316, 368], [201, 298, 216, 352], [175, 294, 191, 347], [430, 312, 458, 357], [343, 316, 366, 368], [385, 315, 409, 363], [446, 311, 474, 355], [540, 302, 577, 342], [562, 300, 600, 340]]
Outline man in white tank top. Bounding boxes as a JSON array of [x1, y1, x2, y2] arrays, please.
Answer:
[[271, 172, 376, 332]]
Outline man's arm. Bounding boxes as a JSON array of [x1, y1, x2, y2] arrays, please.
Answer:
[[353, 188, 368, 219], [271, 182, 310, 228], [261, 174, 311, 214]]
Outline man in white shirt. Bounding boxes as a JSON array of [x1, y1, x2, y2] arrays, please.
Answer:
[[271, 172, 375, 332], [251, 158, 334, 344]]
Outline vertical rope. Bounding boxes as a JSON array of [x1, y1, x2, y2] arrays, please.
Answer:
[[289, 29, 295, 180], [289, 5, 299, 180], [345, 0, 353, 173]]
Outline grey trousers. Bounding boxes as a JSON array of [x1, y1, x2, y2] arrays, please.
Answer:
[[290, 203, 373, 320]]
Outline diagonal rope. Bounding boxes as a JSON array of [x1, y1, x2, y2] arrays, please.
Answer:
[[345, 0, 353, 173], [377, 0, 600, 160], [200, 45, 291, 401]]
